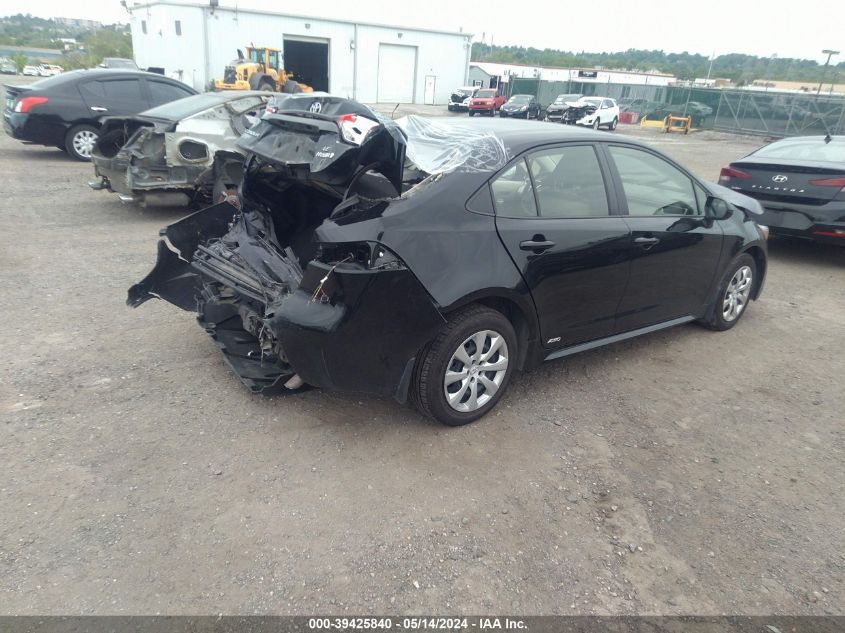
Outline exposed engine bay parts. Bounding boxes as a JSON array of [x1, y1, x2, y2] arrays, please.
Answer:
[[90, 91, 272, 206]]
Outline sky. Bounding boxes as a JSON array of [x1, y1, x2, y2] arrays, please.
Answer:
[[8, 0, 845, 62]]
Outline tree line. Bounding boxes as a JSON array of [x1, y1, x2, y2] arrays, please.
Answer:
[[471, 43, 845, 85], [0, 13, 132, 70]]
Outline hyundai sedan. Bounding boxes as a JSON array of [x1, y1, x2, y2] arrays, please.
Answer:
[[130, 96, 768, 426], [718, 135, 845, 244]]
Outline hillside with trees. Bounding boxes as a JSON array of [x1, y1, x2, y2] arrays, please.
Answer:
[[0, 13, 131, 69], [471, 43, 845, 85]]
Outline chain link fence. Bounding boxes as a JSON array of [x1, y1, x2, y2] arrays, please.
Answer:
[[508, 78, 845, 137]]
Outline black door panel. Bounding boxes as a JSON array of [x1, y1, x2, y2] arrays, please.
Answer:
[[616, 216, 723, 330], [497, 217, 631, 346], [492, 144, 630, 348], [604, 144, 724, 332]]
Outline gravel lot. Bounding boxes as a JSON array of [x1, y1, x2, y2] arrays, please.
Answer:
[[1, 89, 843, 615]]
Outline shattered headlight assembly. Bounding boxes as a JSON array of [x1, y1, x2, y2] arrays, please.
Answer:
[[337, 113, 380, 146]]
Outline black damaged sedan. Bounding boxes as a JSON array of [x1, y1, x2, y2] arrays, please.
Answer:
[[130, 95, 768, 426]]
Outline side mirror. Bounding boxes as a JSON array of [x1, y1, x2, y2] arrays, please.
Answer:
[[706, 196, 732, 220]]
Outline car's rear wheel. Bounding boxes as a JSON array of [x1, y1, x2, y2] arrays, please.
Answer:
[[65, 124, 99, 161], [700, 254, 756, 331], [259, 79, 275, 91], [609, 117, 618, 130], [412, 305, 516, 426]]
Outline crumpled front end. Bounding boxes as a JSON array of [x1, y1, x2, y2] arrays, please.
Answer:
[[91, 117, 208, 206], [563, 103, 597, 125]]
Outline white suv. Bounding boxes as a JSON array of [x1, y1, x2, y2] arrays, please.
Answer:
[[575, 97, 620, 130]]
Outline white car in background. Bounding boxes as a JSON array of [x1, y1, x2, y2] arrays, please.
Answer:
[[37, 64, 63, 77], [22, 65, 40, 76], [573, 97, 620, 130]]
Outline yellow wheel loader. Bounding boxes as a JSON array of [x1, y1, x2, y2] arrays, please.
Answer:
[[214, 46, 313, 93]]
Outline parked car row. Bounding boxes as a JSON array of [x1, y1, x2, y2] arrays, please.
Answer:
[[462, 90, 621, 129]]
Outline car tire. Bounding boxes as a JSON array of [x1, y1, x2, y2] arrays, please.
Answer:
[[468, 111, 475, 117], [412, 305, 517, 426], [699, 254, 756, 331], [64, 124, 99, 161], [259, 79, 275, 91], [609, 117, 618, 130], [592, 118, 600, 130]]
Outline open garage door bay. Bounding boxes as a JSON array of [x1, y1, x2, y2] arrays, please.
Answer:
[[284, 37, 329, 92], [377, 44, 417, 103]]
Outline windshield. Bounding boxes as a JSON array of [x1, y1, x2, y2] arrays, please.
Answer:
[[582, 98, 602, 107], [141, 92, 243, 120], [554, 94, 581, 104], [454, 88, 476, 97], [476, 90, 496, 98], [508, 95, 531, 104], [753, 138, 845, 162]]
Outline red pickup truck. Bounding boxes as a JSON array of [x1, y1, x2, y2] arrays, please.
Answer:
[[468, 89, 505, 116]]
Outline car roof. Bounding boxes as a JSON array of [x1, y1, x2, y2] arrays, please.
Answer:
[[140, 90, 272, 120], [23, 68, 199, 93], [428, 117, 639, 153]]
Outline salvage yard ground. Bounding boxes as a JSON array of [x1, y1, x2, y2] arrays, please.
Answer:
[[1, 88, 843, 614]]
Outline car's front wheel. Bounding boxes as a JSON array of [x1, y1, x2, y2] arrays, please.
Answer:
[[65, 124, 99, 161], [700, 253, 756, 331], [412, 305, 516, 426], [592, 118, 601, 130]]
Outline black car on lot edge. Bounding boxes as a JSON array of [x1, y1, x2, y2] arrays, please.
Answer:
[[719, 135, 845, 244], [3, 68, 197, 160], [499, 94, 541, 119], [130, 97, 768, 426]]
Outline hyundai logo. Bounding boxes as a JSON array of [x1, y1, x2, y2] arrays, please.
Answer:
[[772, 175, 788, 183]]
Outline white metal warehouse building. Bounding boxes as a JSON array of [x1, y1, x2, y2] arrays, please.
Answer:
[[127, 1, 472, 104]]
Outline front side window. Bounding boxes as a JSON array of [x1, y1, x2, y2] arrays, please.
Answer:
[[608, 145, 700, 216], [527, 145, 609, 218]]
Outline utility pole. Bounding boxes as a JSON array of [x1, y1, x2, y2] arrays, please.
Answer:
[[817, 49, 839, 95]]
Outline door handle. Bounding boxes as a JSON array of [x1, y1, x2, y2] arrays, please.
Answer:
[[90, 106, 108, 112], [634, 236, 660, 249], [519, 239, 555, 253]]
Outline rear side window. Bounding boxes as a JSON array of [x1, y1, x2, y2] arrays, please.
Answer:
[[80, 79, 143, 102], [608, 145, 700, 216], [148, 80, 194, 107], [491, 160, 536, 217], [527, 145, 609, 218]]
